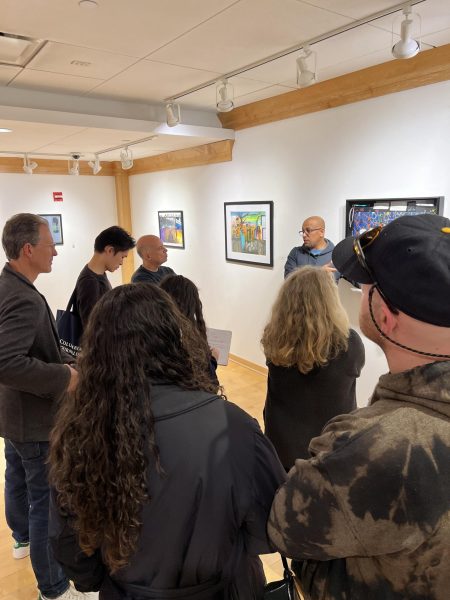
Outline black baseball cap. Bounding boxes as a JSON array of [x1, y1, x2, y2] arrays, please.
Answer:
[[332, 213, 450, 327]]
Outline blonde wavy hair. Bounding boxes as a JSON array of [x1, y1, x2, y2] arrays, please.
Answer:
[[261, 266, 350, 374]]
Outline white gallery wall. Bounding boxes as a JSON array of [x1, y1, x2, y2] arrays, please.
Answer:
[[0, 173, 120, 312], [0, 81, 448, 407], [130, 80, 450, 406]]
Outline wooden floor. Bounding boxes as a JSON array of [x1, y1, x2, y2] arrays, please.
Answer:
[[0, 360, 284, 598]]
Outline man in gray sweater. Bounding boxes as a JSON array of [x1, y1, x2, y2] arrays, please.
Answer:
[[0, 214, 91, 600]]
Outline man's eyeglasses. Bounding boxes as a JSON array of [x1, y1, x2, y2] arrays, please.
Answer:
[[299, 227, 322, 235], [353, 226, 398, 314]]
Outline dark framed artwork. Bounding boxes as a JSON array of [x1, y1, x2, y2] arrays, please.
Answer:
[[346, 197, 444, 237], [39, 214, 63, 245], [224, 201, 273, 266], [158, 210, 185, 248]]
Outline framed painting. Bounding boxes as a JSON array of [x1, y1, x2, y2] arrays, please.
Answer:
[[224, 201, 273, 266], [158, 210, 185, 248], [39, 214, 63, 245]]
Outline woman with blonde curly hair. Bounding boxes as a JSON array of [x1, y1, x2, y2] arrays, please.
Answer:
[[261, 266, 365, 469]]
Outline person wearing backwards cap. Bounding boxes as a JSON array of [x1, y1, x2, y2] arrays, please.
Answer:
[[268, 213, 450, 600]]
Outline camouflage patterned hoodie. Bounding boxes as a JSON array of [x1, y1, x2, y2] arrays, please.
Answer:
[[268, 360, 450, 600]]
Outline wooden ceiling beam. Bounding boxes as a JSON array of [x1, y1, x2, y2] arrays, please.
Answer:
[[128, 139, 234, 174], [218, 44, 450, 131], [0, 140, 234, 175]]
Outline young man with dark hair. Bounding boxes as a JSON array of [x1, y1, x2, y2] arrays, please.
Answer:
[[269, 213, 450, 599], [75, 226, 135, 327]]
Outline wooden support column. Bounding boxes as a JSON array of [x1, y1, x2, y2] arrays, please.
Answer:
[[113, 162, 135, 283]]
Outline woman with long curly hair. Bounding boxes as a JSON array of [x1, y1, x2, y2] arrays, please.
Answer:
[[49, 284, 285, 600], [159, 274, 219, 379], [261, 266, 365, 470]]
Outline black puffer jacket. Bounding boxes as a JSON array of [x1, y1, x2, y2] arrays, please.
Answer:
[[49, 383, 286, 599]]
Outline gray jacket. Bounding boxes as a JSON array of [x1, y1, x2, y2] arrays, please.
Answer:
[[284, 240, 338, 280], [0, 263, 71, 442]]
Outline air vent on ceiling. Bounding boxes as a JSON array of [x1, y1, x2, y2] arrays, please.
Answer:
[[0, 32, 46, 68]]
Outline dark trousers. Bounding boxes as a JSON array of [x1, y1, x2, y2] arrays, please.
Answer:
[[4, 439, 69, 598]]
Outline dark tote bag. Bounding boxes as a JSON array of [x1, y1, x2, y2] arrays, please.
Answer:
[[264, 556, 300, 600], [56, 289, 82, 358]]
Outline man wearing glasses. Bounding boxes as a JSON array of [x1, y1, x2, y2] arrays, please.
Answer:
[[268, 213, 450, 600], [284, 215, 338, 280]]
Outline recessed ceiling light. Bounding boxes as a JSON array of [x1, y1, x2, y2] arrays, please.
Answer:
[[0, 128, 12, 133], [79, 0, 98, 7]]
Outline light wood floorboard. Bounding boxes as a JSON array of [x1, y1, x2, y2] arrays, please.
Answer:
[[0, 360, 284, 597]]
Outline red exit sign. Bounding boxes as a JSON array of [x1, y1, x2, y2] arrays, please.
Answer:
[[53, 191, 63, 202]]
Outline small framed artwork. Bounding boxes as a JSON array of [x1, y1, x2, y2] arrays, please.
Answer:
[[224, 201, 273, 266], [158, 210, 185, 249], [39, 214, 63, 245]]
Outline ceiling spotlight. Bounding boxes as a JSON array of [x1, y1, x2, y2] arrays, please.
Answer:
[[0, 128, 12, 133], [120, 146, 133, 170], [23, 153, 37, 174], [296, 45, 317, 88], [68, 154, 80, 176], [166, 101, 181, 127], [88, 154, 102, 175], [216, 79, 234, 112], [392, 6, 421, 59]]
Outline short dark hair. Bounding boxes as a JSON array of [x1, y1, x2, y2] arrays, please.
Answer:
[[94, 226, 135, 254], [2, 213, 48, 260]]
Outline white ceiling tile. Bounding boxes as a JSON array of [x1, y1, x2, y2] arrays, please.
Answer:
[[35, 128, 153, 154], [27, 42, 138, 79], [11, 69, 104, 95], [149, 0, 352, 74], [0, 120, 85, 153], [422, 27, 450, 46], [88, 60, 220, 103], [298, 0, 410, 20], [0, 65, 22, 84], [234, 85, 295, 107], [314, 47, 395, 82], [1, 0, 238, 58]]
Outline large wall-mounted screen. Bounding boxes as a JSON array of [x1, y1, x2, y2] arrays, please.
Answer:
[[346, 197, 444, 238]]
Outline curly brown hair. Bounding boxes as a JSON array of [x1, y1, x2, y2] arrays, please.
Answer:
[[261, 266, 349, 374], [49, 283, 218, 573]]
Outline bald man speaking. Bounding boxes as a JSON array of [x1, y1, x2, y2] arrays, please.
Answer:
[[131, 235, 175, 284], [284, 216, 338, 280]]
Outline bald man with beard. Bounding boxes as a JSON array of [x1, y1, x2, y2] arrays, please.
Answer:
[[131, 235, 175, 284], [284, 215, 338, 280]]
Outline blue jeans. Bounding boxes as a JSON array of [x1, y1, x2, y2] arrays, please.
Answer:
[[4, 439, 69, 598]]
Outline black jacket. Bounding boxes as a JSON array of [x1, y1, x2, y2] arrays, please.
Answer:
[[264, 329, 365, 469], [50, 383, 286, 599]]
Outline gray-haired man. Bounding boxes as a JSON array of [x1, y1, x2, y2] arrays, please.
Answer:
[[0, 214, 93, 599]]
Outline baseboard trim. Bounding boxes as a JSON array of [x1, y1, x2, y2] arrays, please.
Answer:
[[228, 354, 267, 375]]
